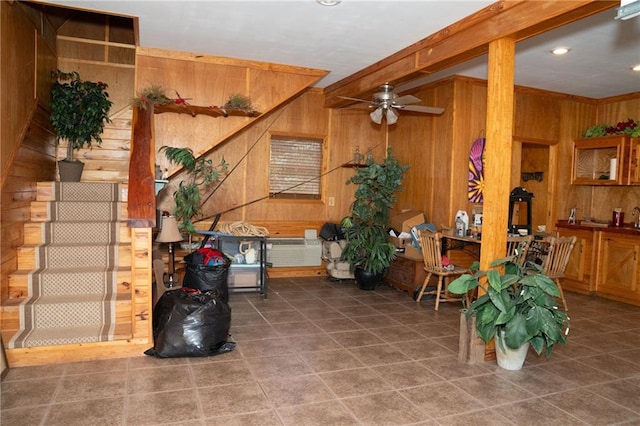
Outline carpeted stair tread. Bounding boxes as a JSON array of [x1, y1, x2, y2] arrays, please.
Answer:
[[8, 182, 127, 349], [12, 325, 114, 347]]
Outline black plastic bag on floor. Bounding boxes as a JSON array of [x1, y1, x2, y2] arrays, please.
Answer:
[[144, 288, 234, 358], [183, 250, 231, 302]]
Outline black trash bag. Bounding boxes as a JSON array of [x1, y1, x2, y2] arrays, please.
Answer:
[[144, 288, 233, 358], [183, 251, 231, 302]]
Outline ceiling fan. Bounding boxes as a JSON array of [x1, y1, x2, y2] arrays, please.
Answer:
[[338, 83, 444, 125]]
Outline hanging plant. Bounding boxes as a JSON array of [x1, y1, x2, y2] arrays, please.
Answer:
[[50, 70, 113, 161], [160, 146, 228, 234], [223, 93, 253, 110]]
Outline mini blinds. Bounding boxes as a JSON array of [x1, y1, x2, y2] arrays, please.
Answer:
[[270, 136, 322, 199]]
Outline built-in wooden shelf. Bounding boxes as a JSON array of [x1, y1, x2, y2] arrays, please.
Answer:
[[153, 103, 261, 118]]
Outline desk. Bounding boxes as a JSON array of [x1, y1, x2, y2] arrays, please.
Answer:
[[442, 233, 481, 261]]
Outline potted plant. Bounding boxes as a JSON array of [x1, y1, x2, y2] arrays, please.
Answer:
[[341, 147, 409, 290], [50, 70, 112, 181], [160, 146, 228, 236], [447, 257, 570, 370]]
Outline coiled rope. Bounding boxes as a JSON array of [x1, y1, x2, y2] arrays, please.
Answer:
[[217, 221, 269, 236]]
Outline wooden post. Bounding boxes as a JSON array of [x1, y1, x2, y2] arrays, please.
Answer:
[[127, 106, 157, 228], [459, 37, 516, 364]]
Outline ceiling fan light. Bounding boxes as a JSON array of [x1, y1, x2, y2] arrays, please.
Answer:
[[386, 108, 398, 125], [370, 107, 383, 124]]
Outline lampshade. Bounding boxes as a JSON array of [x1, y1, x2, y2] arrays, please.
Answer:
[[385, 108, 398, 125], [156, 216, 183, 243], [370, 107, 383, 124]]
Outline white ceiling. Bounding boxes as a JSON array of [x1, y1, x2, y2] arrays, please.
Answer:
[[43, 0, 640, 99]]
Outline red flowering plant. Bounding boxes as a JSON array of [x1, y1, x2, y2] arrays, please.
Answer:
[[50, 70, 113, 161], [583, 118, 639, 138]]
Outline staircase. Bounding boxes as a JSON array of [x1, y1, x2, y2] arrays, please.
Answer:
[[4, 182, 132, 348]]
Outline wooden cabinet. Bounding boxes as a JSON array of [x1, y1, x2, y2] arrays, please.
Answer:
[[557, 227, 596, 294], [385, 254, 427, 295], [572, 135, 639, 185], [597, 233, 640, 304]]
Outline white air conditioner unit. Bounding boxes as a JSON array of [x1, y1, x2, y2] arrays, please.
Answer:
[[267, 230, 322, 267], [616, 0, 640, 20]]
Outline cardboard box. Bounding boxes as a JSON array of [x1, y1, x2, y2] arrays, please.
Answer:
[[390, 210, 426, 234], [388, 210, 426, 259]]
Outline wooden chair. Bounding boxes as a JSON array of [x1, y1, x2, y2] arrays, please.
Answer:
[[541, 235, 577, 311], [416, 230, 470, 310], [506, 235, 534, 266]]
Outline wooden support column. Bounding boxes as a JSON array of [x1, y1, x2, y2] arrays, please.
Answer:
[[127, 106, 156, 228], [459, 37, 516, 364]]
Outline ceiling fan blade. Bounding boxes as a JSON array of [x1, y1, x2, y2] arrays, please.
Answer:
[[393, 94, 421, 105], [399, 105, 445, 115], [337, 95, 371, 103]]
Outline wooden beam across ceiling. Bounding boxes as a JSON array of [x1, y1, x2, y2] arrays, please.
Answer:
[[323, 0, 617, 108]]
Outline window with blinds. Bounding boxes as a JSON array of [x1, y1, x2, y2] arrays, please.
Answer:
[[269, 136, 323, 200]]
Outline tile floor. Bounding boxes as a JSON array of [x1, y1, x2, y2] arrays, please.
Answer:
[[2, 276, 640, 425]]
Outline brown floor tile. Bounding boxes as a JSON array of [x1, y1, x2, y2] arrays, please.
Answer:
[[277, 400, 359, 425], [297, 348, 364, 373], [537, 359, 617, 387], [55, 371, 127, 402], [126, 390, 203, 425], [319, 367, 392, 397], [350, 314, 401, 329], [452, 374, 536, 406], [203, 410, 282, 426], [1, 405, 48, 426], [342, 390, 428, 425], [370, 325, 425, 343], [45, 396, 125, 426], [498, 398, 586, 425], [260, 309, 307, 324], [259, 374, 335, 407], [2, 363, 66, 381], [348, 343, 412, 366], [313, 317, 363, 333], [371, 361, 445, 388], [328, 329, 384, 347], [128, 365, 195, 394], [271, 320, 324, 337], [397, 338, 456, 360], [248, 353, 313, 380], [237, 337, 294, 358], [399, 382, 485, 418], [285, 333, 341, 352], [190, 359, 254, 387], [1, 377, 60, 409], [586, 379, 640, 414], [197, 382, 271, 417], [437, 408, 514, 426], [296, 306, 346, 321], [543, 388, 640, 424], [576, 353, 640, 377]]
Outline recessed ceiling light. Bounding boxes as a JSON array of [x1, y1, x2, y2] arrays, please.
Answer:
[[632, 64, 640, 72], [551, 47, 570, 55], [316, 0, 341, 6]]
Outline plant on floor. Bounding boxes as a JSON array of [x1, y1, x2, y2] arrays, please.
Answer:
[[341, 147, 409, 289], [50, 70, 112, 162], [160, 146, 228, 234], [447, 257, 570, 358]]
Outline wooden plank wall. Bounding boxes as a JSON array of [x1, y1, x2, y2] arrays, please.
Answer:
[[0, 2, 58, 303]]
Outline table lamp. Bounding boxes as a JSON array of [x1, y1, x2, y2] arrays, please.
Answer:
[[156, 216, 183, 287]]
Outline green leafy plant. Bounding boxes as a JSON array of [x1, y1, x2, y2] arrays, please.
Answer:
[[160, 146, 228, 233], [131, 85, 172, 109], [448, 257, 569, 357], [223, 93, 252, 110], [583, 118, 639, 138], [341, 147, 409, 275], [50, 70, 113, 161]]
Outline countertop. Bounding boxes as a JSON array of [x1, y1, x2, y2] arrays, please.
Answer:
[[556, 220, 640, 236]]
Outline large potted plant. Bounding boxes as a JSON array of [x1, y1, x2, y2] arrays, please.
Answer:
[[159, 146, 228, 235], [50, 70, 112, 181], [447, 257, 570, 370], [341, 147, 409, 290]]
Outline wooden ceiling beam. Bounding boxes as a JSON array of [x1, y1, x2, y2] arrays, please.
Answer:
[[323, 1, 617, 108]]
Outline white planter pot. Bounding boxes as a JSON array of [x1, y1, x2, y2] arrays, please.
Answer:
[[495, 332, 529, 370]]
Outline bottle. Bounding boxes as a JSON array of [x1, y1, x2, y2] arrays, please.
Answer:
[[455, 210, 469, 237]]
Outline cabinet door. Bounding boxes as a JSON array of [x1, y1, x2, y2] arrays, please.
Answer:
[[598, 235, 640, 302], [557, 229, 593, 293]]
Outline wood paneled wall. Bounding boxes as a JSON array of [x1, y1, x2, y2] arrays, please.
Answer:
[[0, 2, 57, 303]]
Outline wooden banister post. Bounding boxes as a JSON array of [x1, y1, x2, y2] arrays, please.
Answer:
[[128, 106, 157, 228]]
